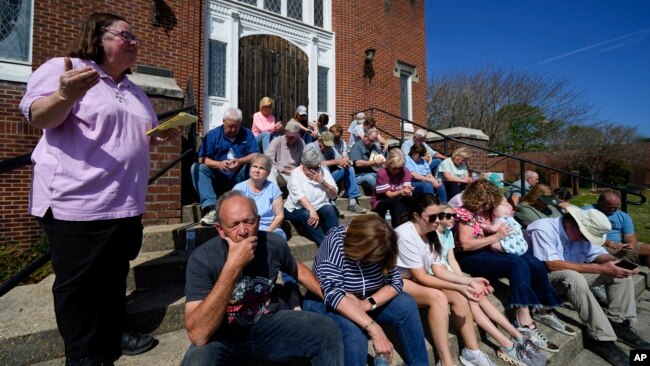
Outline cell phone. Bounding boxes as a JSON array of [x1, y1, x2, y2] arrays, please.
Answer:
[[615, 259, 638, 270]]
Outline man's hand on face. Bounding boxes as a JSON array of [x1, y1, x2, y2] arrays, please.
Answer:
[[223, 235, 257, 269]]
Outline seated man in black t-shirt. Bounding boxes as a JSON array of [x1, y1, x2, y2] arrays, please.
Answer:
[[181, 191, 343, 365]]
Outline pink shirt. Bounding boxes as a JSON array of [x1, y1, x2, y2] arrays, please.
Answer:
[[251, 111, 276, 135], [19, 58, 158, 221]]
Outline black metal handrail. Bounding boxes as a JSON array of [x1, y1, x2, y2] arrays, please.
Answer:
[[0, 105, 197, 298], [354, 107, 646, 211]]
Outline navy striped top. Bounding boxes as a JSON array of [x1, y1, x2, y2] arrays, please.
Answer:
[[312, 225, 403, 309]]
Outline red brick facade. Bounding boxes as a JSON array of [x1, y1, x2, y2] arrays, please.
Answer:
[[1, 0, 429, 247], [333, 0, 427, 139], [1, 1, 203, 247]]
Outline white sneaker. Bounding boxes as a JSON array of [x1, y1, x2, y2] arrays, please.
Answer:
[[516, 322, 559, 353], [460, 348, 496, 366], [532, 310, 577, 336], [200, 209, 217, 226]]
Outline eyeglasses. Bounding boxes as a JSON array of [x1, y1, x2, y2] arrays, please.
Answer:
[[426, 212, 456, 223], [104, 28, 141, 46]]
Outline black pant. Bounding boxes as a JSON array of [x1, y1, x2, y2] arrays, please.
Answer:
[[444, 181, 468, 200], [39, 209, 143, 360], [373, 197, 410, 227]]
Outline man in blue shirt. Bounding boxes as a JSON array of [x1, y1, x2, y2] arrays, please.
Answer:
[[528, 207, 649, 366], [589, 192, 650, 267], [192, 108, 259, 225]]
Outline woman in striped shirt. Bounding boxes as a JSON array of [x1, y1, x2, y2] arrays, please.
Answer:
[[303, 214, 429, 366]]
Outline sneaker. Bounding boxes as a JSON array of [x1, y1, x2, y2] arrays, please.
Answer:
[[459, 348, 496, 366], [585, 339, 628, 366], [591, 285, 607, 304], [348, 204, 367, 214], [200, 208, 217, 226], [532, 310, 577, 336], [515, 322, 559, 353], [121, 331, 155, 356], [496, 345, 528, 366], [517, 338, 549, 366], [611, 319, 650, 349]]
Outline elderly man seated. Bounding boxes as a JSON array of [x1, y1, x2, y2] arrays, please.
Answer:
[[349, 128, 384, 192], [504, 170, 539, 208], [528, 207, 650, 366], [266, 119, 305, 189], [181, 191, 343, 365], [192, 108, 258, 226], [588, 192, 650, 267], [400, 128, 447, 173], [306, 132, 366, 214]]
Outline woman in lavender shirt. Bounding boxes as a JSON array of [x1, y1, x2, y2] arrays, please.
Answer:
[[19, 13, 181, 364]]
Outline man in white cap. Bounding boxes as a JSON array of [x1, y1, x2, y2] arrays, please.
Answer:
[[528, 207, 649, 366]]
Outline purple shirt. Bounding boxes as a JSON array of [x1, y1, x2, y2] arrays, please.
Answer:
[[19, 58, 158, 221]]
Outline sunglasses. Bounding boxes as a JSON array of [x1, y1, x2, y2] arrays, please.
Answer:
[[426, 212, 457, 223], [104, 28, 141, 46]]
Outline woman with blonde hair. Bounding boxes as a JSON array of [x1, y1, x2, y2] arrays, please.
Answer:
[[514, 184, 562, 228], [437, 147, 474, 198], [304, 214, 429, 365], [371, 149, 413, 227], [252, 96, 283, 152]]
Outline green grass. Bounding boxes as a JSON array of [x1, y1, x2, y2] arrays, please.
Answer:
[[569, 189, 650, 243], [0, 236, 53, 285]]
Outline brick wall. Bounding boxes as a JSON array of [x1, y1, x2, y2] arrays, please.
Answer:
[[333, 0, 427, 140], [0, 0, 204, 247]]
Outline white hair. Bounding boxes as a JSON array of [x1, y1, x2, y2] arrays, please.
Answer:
[[223, 108, 243, 123]]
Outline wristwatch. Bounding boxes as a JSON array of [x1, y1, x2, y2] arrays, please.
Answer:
[[367, 296, 377, 310]]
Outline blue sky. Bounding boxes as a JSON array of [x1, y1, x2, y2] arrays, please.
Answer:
[[425, 0, 650, 137]]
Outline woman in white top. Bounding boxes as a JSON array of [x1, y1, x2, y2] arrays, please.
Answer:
[[437, 146, 474, 198], [284, 147, 339, 246], [395, 193, 495, 366]]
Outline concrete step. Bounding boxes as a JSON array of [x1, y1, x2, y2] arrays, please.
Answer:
[[126, 250, 188, 292], [141, 223, 191, 253], [334, 195, 372, 211]]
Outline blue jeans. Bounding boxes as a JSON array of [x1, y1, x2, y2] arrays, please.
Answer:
[[412, 181, 448, 202], [255, 131, 279, 154], [284, 204, 339, 246], [455, 251, 563, 308], [181, 310, 343, 366], [429, 158, 442, 173], [443, 181, 466, 201], [355, 172, 377, 191], [304, 292, 429, 366], [191, 163, 248, 209], [331, 166, 361, 199]]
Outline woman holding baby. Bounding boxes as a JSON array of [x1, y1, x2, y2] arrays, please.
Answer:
[[454, 180, 565, 353]]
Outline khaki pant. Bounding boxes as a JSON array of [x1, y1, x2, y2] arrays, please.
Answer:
[[548, 270, 637, 341]]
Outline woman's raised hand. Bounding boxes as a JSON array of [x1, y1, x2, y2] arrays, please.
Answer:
[[58, 57, 99, 102]]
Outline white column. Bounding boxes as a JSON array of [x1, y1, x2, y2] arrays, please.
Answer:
[[308, 36, 319, 122], [323, 0, 332, 31], [303, 0, 314, 26], [230, 11, 240, 109]]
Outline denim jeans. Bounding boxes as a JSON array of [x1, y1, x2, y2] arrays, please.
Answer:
[[411, 181, 447, 202], [443, 181, 467, 201], [331, 166, 361, 199], [191, 163, 248, 209], [455, 251, 563, 308], [255, 131, 279, 154], [429, 158, 442, 173], [284, 204, 339, 246], [181, 310, 344, 366], [355, 172, 377, 191], [303, 292, 429, 366]]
